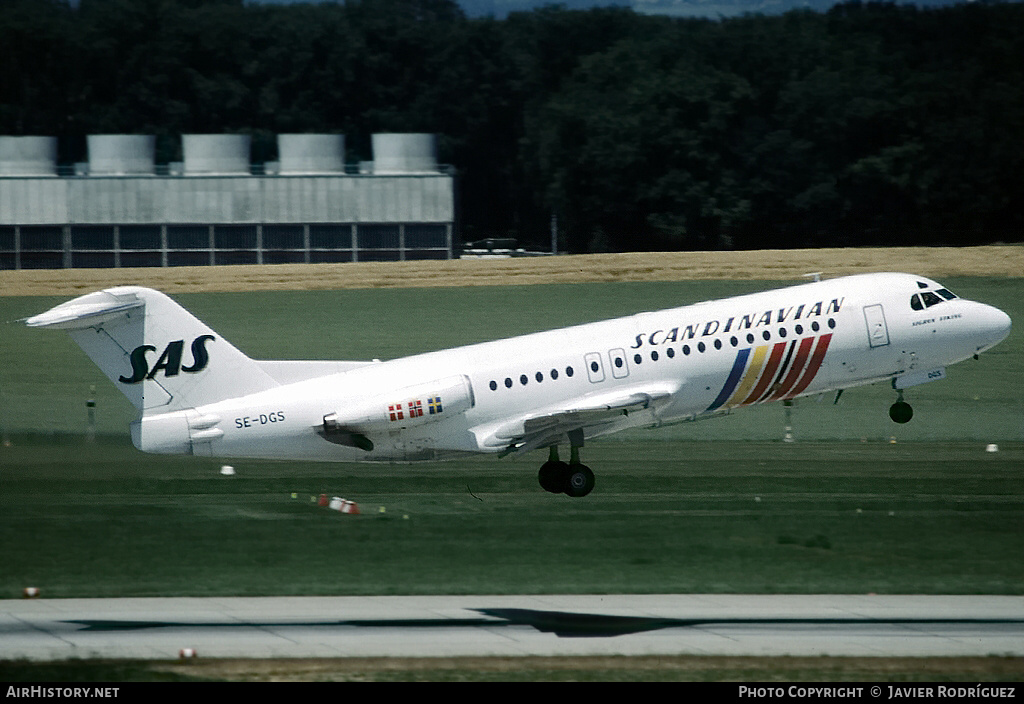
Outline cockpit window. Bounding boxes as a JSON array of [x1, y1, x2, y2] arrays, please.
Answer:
[[911, 288, 958, 311]]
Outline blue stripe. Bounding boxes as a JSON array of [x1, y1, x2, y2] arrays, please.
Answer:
[[706, 348, 750, 412]]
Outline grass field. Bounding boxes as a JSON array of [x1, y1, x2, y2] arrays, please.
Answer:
[[2, 434, 1023, 598], [2, 246, 1022, 296], [1, 274, 1022, 598]]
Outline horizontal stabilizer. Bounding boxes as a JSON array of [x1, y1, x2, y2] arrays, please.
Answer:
[[25, 289, 144, 330]]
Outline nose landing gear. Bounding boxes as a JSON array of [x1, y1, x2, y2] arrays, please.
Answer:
[[889, 388, 913, 424]]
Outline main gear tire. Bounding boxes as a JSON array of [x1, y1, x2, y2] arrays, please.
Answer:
[[539, 460, 570, 493], [564, 464, 595, 498]]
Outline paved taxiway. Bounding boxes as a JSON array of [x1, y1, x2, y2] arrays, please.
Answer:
[[3, 594, 1023, 661]]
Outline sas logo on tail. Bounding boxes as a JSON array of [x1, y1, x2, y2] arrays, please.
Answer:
[[118, 335, 215, 384]]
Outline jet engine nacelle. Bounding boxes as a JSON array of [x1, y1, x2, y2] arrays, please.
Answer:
[[319, 374, 475, 449]]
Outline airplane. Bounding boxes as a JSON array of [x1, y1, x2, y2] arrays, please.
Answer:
[[26, 272, 1011, 498]]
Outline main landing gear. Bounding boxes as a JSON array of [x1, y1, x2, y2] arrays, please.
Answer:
[[538, 444, 595, 498]]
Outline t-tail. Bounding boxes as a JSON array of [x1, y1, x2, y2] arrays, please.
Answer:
[[26, 285, 278, 425]]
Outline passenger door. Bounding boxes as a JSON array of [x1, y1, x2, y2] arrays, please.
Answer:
[[863, 304, 890, 348]]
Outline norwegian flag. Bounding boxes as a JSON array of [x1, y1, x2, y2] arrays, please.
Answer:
[[388, 403, 404, 421], [407, 399, 424, 418]]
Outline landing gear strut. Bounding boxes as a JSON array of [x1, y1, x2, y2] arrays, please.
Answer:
[[889, 388, 913, 424], [538, 442, 595, 498]]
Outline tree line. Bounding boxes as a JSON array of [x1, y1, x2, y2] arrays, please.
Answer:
[[1, 0, 1021, 253]]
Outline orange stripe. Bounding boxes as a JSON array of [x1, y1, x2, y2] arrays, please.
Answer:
[[766, 337, 815, 401]]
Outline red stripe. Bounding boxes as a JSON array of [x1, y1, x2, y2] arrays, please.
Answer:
[[739, 341, 787, 406], [784, 333, 833, 399], [766, 336, 815, 401]]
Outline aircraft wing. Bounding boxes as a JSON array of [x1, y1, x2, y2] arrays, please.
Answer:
[[481, 382, 681, 457]]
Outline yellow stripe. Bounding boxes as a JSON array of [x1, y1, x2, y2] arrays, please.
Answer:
[[725, 345, 768, 407]]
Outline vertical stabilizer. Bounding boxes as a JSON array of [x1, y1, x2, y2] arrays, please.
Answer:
[[26, 286, 278, 414]]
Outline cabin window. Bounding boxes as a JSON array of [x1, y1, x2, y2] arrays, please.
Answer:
[[651, 350, 659, 361], [633, 354, 642, 364], [828, 318, 836, 329], [566, 366, 574, 377], [682, 345, 691, 355], [489, 380, 497, 391], [746, 333, 755, 344], [714, 339, 722, 350], [697, 342, 706, 353], [520, 374, 528, 386], [762, 330, 771, 341], [666, 348, 675, 358], [730, 336, 738, 347], [535, 371, 544, 383], [505, 377, 513, 388], [779, 328, 787, 338], [795, 324, 803, 335], [551, 369, 559, 380]]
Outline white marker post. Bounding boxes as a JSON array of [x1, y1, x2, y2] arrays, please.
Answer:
[[86, 385, 96, 443]]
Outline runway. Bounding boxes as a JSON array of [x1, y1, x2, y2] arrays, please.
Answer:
[[3, 594, 1024, 662]]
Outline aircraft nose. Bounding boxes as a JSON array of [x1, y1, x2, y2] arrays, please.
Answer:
[[975, 302, 1012, 351]]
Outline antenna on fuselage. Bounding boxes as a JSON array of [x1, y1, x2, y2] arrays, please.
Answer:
[[803, 272, 823, 283]]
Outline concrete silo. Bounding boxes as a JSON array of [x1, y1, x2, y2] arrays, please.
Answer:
[[182, 134, 251, 175], [86, 135, 156, 176], [0, 136, 58, 177], [371, 133, 438, 174], [277, 134, 346, 175]]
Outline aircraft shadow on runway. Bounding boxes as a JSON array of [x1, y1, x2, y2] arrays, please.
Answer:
[[61, 608, 1024, 639]]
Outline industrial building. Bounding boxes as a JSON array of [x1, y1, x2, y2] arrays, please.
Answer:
[[0, 133, 455, 269]]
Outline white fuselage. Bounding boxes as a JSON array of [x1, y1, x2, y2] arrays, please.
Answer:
[[163, 272, 1010, 463]]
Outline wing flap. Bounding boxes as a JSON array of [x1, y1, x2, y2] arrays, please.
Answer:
[[481, 382, 680, 456]]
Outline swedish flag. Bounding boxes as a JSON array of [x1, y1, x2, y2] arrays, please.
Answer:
[[428, 396, 443, 415]]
